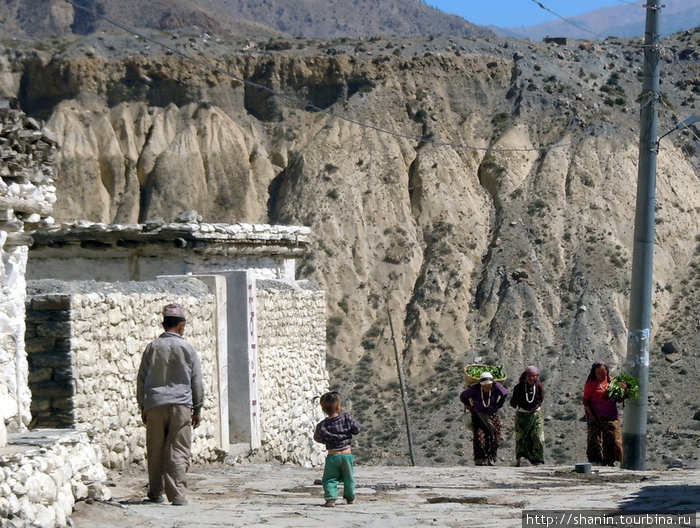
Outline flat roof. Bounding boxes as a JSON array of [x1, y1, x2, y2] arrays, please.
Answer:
[[29, 218, 311, 258]]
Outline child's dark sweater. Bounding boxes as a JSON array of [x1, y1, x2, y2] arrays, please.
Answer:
[[313, 413, 360, 450]]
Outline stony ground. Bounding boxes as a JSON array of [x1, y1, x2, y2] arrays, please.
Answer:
[[71, 462, 699, 528]]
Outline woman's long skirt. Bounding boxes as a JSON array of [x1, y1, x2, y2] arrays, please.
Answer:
[[586, 419, 622, 465], [514, 409, 545, 464], [471, 411, 501, 466]]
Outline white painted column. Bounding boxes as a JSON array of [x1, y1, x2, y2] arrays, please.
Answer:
[[191, 275, 229, 448], [245, 273, 261, 449], [225, 270, 261, 449]]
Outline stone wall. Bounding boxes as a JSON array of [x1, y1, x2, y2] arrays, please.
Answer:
[[0, 244, 32, 442], [0, 102, 57, 445], [0, 430, 109, 528], [256, 279, 328, 467], [25, 278, 224, 469]]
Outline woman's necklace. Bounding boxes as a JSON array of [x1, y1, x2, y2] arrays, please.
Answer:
[[525, 383, 537, 404], [481, 388, 492, 407]]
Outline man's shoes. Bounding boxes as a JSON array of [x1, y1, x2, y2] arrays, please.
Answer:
[[323, 500, 336, 507], [146, 494, 164, 504], [346, 499, 355, 504], [171, 497, 188, 506]]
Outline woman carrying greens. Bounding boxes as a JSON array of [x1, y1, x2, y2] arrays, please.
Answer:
[[460, 371, 508, 466], [510, 365, 545, 467], [582, 361, 625, 466]]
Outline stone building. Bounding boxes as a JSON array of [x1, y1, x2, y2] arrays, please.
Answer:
[[0, 103, 329, 526], [0, 102, 113, 527], [25, 215, 330, 469]]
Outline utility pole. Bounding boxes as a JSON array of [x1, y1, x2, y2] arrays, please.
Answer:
[[387, 308, 416, 466], [621, 0, 662, 470]]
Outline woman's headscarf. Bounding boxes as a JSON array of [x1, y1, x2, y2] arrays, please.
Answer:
[[519, 365, 540, 383]]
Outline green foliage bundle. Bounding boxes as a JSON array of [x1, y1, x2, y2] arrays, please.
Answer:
[[607, 373, 640, 402], [465, 364, 506, 381]]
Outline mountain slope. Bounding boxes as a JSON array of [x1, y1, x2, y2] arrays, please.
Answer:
[[0, 0, 492, 40], [497, 0, 700, 40]]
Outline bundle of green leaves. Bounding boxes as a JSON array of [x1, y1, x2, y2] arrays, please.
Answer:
[[607, 373, 640, 402], [465, 364, 506, 381]]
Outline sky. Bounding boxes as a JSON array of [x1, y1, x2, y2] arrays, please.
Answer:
[[426, 0, 633, 28]]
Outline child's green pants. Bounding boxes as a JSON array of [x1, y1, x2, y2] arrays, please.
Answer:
[[322, 454, 355, 500]]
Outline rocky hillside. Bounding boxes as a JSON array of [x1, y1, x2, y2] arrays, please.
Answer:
[[0, 0, 492, 40], [2, 26, 699, 469]]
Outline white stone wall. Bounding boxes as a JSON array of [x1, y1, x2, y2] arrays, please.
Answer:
[[255, 280, 328, 467], [0, 430, 109, 528], [0, 244, 31, 434], [0, 105, 58, 445], [27, 278, 224, 470]]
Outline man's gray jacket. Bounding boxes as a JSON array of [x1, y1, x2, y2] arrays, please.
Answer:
[[136, 331, 204, 413]]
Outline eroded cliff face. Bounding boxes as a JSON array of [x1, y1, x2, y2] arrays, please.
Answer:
[[4, 31, 699, 467]]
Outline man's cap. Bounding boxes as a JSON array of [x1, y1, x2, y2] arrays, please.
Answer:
[[163, 303, 186, 320], [479, 372, 494, 384]]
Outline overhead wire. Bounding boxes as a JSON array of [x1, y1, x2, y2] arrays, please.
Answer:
[[63, 0, 648, 155], [528, 0, 653, 47], [528, 0, 612, 40], [660, 99, 700, 144]]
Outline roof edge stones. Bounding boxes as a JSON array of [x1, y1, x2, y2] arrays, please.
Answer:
[[29, 213, 312, 256]]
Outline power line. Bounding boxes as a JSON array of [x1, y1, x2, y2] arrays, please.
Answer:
[[528, 0, 649, 43], [530, 0, 607, 39], [528, 0, 610, 39], [63, 0, 642, 155]]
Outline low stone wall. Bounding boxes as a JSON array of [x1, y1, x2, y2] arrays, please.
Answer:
[[256, 279, 328, 467], [0, 430, 109, 528], [25, 278, 224, 470]]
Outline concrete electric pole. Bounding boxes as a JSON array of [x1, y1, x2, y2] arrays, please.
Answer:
[[621, 0, 662, 471]]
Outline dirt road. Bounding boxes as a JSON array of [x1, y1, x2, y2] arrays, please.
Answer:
[[70, 463, 699, 527]]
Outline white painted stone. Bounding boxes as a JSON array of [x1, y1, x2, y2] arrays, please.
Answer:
[[33, 503, 55, 528], [8, 477, 25, 496], [25, 473, 57, 503], [71, 480, 88, 500], [16, 463, 32, 484], [54, 503, 67, 528], [56, 481, 74, 517], [87, 482, 111, 501], [49, 465, 68, 489], [17, 496, 34, 523], [8, 491, 20, 514]]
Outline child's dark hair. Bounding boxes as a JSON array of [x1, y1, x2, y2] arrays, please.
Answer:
[[319, 391, 341, 415]]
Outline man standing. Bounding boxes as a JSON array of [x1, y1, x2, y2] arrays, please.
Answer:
[[136, 303, 203, 506]]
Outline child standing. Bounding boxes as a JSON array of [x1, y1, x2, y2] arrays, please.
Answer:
[[313, 391, 361, 507]]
